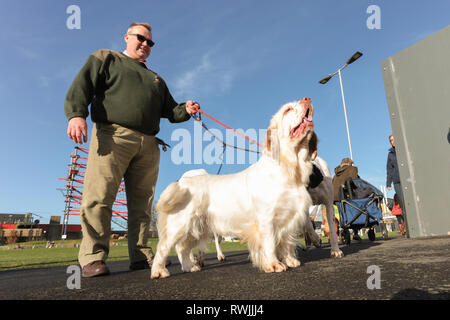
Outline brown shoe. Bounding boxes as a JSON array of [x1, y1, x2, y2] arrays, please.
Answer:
[[129, 257, 171, 270], [82, 260, 110, 278]]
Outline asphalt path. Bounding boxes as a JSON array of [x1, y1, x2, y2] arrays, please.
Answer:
[[1, 235, 449, 303]]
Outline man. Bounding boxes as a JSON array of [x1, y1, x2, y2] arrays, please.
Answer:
[[64, 22, 198, 277], [386, 134, 407, 233]]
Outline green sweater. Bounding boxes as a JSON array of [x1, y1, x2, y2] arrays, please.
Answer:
[[64, 49, 190, 135]]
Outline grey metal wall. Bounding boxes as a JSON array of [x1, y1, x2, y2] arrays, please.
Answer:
[[381, 25, 450, 238]]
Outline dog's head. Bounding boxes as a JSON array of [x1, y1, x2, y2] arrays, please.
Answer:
[[265, 97, 315, 158], [264, 97, 317, 185]]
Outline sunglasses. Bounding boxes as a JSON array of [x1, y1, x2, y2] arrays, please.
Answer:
[[128, 33, 155, 47]]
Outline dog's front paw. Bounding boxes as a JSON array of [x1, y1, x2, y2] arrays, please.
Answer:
[[190, 264, 201, 272], [217, 254, 225, 262], [151, 268, 170, 279], [284, 256, 301, 268], [331, 249, 344, 258], [264, 261, 287, 273]]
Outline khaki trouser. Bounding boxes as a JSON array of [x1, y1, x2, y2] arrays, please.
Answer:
[[78, 123, 160, 267]]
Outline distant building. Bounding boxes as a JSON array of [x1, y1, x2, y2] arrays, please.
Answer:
[[1, 213, 130, 243], [0, 213, 33, 225], [0, 213, 83, 243]]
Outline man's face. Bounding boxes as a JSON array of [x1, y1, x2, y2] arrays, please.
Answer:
[[124, 25, 152, 62], [390, 135, 395, 147]]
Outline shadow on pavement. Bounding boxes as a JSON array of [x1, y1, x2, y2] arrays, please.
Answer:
[[298, 238, 383, 263], [391, 288, 450, 300]]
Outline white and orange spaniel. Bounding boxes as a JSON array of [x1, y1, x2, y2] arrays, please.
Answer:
[[151, 97, 319, 279]]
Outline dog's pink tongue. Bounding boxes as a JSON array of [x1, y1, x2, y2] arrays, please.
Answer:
[[291, 125, 302, 138], [290, 107, 314, 138]]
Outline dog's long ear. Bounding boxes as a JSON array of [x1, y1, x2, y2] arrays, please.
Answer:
[[265, 128, 272, 154], [309, 131, 318, 160], [265, 124, 280, 162], [265, 118, 277, 153]]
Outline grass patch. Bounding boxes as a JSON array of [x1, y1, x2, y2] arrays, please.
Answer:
[[0, 241, 129, 271], [0, 238, 248, 271]]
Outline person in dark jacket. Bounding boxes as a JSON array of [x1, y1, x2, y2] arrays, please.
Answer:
[[386, 134, 401, 191], [386, 134, 407, 225]]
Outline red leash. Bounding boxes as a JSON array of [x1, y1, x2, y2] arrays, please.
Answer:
[[193, 104, 263, 148]]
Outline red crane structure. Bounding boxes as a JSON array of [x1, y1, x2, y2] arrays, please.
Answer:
[[59, 147, 128, 246]]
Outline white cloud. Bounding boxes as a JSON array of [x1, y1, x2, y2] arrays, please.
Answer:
[[36, 65, 80, 89], [16, 45, 39, 60], [173, 49, 235, 99]]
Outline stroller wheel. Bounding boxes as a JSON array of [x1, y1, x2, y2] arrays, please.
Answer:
[[368, 228, 376, 241], [341, 229, 351, 245]]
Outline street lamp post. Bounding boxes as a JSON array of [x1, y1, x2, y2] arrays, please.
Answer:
[[319, 51, 363, 161]]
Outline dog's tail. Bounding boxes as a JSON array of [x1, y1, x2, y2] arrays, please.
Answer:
[[155, 181, 192, 214]]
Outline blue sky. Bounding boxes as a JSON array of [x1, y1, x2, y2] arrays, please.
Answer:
[[0, 0, 448, 225]]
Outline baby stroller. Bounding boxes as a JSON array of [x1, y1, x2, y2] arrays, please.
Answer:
[[335, 178, 385, 245]]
